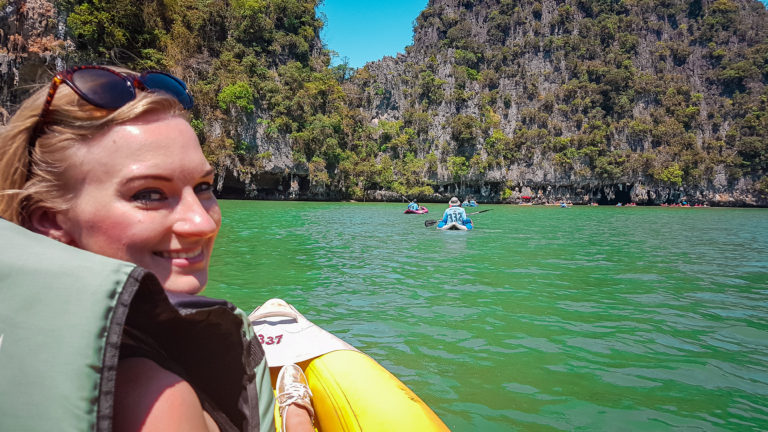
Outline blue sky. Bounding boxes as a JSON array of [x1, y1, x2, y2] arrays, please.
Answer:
[[317, 0, 429, 69], [318, 0, 768, 69]]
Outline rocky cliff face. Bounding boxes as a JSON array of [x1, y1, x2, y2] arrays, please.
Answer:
[[2, 0, 767, 206], [0, 0, 71, 115], [348, 0, 768, 206]]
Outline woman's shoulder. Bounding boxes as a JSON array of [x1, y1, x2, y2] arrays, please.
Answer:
[[114, 358, 219, 432]]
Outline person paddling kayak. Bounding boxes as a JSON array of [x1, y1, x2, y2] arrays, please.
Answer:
[[437, 197, 473, 230], [405, 199, 428, 214]]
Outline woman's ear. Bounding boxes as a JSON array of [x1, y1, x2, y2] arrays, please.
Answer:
[[27, 208, 75, 245]]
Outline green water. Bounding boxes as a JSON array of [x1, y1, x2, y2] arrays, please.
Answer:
[[206, 201, 768, 432]]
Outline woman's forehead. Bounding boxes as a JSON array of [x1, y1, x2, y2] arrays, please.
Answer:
[[69, 115, 207, 182]]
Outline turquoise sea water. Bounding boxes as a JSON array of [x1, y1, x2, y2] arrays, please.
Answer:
[[206, 201, 768, 432]]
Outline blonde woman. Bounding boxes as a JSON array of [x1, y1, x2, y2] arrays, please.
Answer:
[[0, 65, 313, 432]]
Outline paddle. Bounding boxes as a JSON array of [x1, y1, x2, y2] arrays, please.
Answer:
[[424, 209, 491, 227]]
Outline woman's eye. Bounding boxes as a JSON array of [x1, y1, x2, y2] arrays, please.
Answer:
[[131, 189, 166, 203], [194, 182, 214, 195]]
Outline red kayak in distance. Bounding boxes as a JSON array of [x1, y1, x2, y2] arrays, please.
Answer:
[[404, 206, 429, 214]]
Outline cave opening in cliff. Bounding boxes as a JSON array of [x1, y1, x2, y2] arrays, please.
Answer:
[[216, 172, 246, 199], [596, 184, 633, 205]]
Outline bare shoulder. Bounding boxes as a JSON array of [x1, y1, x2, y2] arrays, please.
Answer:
[[113, 357, 219, 432]]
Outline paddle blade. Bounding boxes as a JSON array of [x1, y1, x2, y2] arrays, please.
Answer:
[[425, 219, 438, 227]]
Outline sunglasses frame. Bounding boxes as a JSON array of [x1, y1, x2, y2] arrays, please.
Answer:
[[29, 65, 193, 151]]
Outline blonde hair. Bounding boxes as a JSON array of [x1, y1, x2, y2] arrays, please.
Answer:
[[0, 67, 188, 227]]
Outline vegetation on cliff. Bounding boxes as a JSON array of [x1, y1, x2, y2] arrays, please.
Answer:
[[2, 0, 768, 205], [353, 0, 768, 205]]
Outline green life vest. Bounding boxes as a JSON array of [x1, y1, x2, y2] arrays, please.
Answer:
[[0, 220, 275, 431]]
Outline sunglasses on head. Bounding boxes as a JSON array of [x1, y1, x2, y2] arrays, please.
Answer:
[[29, 65, 194, 150]]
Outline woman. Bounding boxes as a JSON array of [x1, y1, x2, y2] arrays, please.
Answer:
[[0, 66, 313, 431]]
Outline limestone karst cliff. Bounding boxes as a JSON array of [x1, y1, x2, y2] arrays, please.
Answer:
[[350, 0, 768, 206], [1, 0, 767, 206]]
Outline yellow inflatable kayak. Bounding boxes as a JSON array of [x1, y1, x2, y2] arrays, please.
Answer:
[[249, 299, 449, 432]]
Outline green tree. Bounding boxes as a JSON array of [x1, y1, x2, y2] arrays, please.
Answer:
[[653, 163, 684, 186], [218, 82, 255, 112], [448, 156, 469, 184]]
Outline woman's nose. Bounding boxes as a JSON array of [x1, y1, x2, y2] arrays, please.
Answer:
[[173, 190, 220, 237]]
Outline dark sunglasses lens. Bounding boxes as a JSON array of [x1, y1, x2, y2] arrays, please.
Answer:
[[70, 68, 134, 109], [141, 73, 193, 109]]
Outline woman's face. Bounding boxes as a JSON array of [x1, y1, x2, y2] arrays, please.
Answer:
[[55, 113, 221, 294]]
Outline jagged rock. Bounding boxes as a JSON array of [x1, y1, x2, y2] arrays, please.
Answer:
[[1, 0, 767, 207]]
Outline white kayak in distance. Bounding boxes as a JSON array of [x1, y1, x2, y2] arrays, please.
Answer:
[[249, 298, 449, 432]]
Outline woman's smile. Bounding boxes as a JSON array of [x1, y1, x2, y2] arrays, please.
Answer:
[[155, 247, 205, 260]]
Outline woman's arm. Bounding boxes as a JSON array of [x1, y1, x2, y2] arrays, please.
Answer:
[[113, 357, 219, 432]]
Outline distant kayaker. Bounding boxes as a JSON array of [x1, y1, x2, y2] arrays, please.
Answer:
[[0, 65, 314, 432], [437, 197, 473, 230], [407, 199, 419, 212]]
